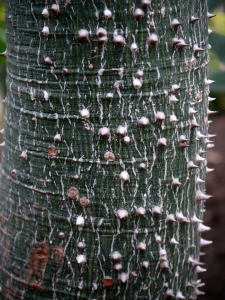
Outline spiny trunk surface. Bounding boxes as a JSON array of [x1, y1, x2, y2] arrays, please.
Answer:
[[0, 0, 210, 299]]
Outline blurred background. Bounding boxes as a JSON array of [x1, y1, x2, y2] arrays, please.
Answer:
[[0, 1, 224, 299]]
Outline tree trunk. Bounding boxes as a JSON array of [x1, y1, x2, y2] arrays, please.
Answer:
[[0, 0, 212, 299]]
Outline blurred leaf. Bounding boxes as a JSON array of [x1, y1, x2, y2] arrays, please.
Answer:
[[207, 0, 225, 102], [0, 4, 6, 65], [208, 12, 225, 36], [0, 4, 4, 22], [209, 35, 225, 93], [208, 70, 225, 93], [209, 32, 225, 64], [208, 0, 225, 12]]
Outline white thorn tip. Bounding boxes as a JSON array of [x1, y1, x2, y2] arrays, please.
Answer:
[[105, 92, 113, 100], [76, 254, 87, 264], [193, 44, 204, 53], [188, 161, 199, 170], [189, 107, 198, 116], [200, 238, 213, 247], [172, 178, 181, 186], [191, 214, 203, 223], [207, 108, 217, 115], [207, 12, 216, 19], [176, 39, 188, 48], [196, 131, 207, 139], [130, 42, 139, 53], [176, 212, 189, 223], [141, 0, 151, 7], [110, 251, 122, 261], [195, 190, 211, 201], [76, 216, 85, 227], [179, 135, 188, 142], [42, 8, 49, 18], [160, 260, 170, 270], [113, 34, 125, 46], [77, 242, 86, 249], [42, 26, 50, 36], [113, 263, 122, 271], [104, 9, 112, 19], [123, 136, 131, 144], [205, 78, 214, 85], [195, 154, 205, 162], [196, 176, 205, 184], [206, 167, 214, 173], [159, 248, 167, 260], [119, 171, 130, 182], [196, 289, 205, 296], [169, 114, 178, 124], [141, 261, 149, 269], [135, 70, 144, 78], [133, 78, 142, 89], [172, 84, 181, 93], [155, 111, 165, 122], [136, 207, 146, 217], [116, 209, 128, 219], [78, 29, 89, 40], [136, 242, 147, 251], [191, 119, 200, 128], [118, 272, 129, 283], [171, 19, 181, 29], [196, 266, 207, 273], [98, 127, 110, 138], [54, 134, 61, 142], [176, 291, 185, 299], [169, 95, 178, 104], [157, 138, 167, 147], [133, 9, 145, 20], [138, 116, 149, 127], [155, 234, 162, 243], [198, 223, 211, 233], [116, 125, 127, 136], [152, 206, 163, 216], [207, 143, 214, 149], [166, 214, 176, 223], [208, 96, 216, 102], [148, 34, 159, 46], [170, 238, 179, 245], [165, 289, 175, 298], [191, 16, 199, 23], [44, 57, 52, 65], [51, 4, 60, 14], [188, 256, 204, 267], [19, 151, 27, 160], [80, 109, 90, 119]]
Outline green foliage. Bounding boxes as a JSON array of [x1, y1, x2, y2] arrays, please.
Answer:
[[209, 12, 225, 36], [208, 0, 225, 12], [207, 2, 225, 110], [0, 3, 6, 65]]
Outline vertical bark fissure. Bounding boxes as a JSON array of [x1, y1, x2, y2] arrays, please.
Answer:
[[0, 0, 211, 299]]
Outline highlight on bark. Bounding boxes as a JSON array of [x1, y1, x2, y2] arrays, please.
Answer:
[[0, 0, 215, 299]]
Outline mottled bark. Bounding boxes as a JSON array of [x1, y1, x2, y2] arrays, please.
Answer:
[[0, 0, 212, 299]]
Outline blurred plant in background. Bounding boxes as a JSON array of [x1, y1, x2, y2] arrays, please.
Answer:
[[208, 0, 225, 111]]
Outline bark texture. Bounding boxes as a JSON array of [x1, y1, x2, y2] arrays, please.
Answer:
[[0, 0, 211, 299]]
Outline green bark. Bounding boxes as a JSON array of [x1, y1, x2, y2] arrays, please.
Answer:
[[0, 0, 211, 299]]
